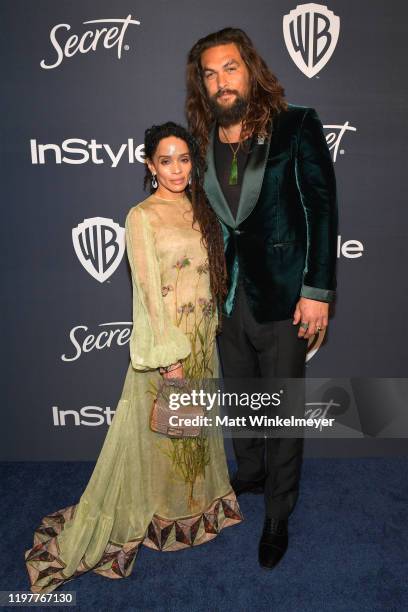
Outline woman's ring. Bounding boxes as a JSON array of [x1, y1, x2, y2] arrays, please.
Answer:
[[300, 322, 309, 330]]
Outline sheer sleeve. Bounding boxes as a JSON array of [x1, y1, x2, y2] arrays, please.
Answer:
[[125, 205, 191, 371]]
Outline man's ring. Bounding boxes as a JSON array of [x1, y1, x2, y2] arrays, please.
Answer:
[[300, 322, 309, 330]]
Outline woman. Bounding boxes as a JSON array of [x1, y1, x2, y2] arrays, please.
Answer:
[[25, 122, 243, 593]]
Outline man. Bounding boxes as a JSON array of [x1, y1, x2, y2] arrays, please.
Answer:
[[185, 28, 338, 569]]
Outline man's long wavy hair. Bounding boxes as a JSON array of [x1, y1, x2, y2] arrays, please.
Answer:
[[143, 122, 227, 331], [186, 27, 288, 155]]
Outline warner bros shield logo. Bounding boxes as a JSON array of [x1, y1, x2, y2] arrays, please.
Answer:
[[283, 3, 340, 78], [72, 217, 125, 282]]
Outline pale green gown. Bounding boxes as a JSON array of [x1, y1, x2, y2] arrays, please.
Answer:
[[25, 193, 243, 593]]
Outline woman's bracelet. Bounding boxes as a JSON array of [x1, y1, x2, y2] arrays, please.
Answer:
[[159, 362, 182, 374]]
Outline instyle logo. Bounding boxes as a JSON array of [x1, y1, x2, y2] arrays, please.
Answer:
[[283, 3, 340, 77], [72, 217, 125, 282], [40, 14, 141, 69], [52, 405, 116, 426], [29, 123, 353, 166], [30, 139, 145, 167], [61, 321, 132, 362]]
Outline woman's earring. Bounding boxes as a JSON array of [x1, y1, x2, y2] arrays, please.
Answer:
[[151, 174, 158, 189], [188, 175, 192, 186]]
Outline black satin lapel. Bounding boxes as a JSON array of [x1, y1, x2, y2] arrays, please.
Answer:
[[235, 134, 271, 226], [203, 125, 236, 228]]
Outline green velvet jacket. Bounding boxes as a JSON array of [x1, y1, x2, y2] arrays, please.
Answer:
[[203, 103, 338, 322]]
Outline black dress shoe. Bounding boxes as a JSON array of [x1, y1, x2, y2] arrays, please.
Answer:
[[258, 516, 288, 569], [231, 475, 265, 496]]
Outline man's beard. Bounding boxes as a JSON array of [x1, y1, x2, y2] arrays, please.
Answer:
[[208, 89, 248, 127]]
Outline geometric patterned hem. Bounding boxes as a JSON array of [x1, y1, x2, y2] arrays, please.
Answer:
[[25, 488, 244, 594], [143, 489, 244, 552]]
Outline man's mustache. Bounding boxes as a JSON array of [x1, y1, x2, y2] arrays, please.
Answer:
[[214, 89, 240, 99]]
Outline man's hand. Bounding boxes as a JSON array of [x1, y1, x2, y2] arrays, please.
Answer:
[[293, 297, 329, 339]]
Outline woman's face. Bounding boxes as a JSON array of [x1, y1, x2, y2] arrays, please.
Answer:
[[147, 136, 192, 199]]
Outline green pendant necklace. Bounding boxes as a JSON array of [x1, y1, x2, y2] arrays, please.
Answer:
[[221, 127, 241, 186]]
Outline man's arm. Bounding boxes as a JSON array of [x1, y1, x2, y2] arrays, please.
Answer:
[[295, 107, 338, 302]]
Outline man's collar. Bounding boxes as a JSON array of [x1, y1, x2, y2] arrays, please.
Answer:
[[203, 122, 272, 228]]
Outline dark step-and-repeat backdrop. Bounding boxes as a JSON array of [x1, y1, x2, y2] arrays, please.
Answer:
[[1, 1, 407, 460]]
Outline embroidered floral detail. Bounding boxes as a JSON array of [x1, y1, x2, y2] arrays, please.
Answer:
[[198, 297, 214, 318], [173, 256, 191, 270], [161, 284, 174, 297], [177, 302, 195, 315], [196, 261, 209, 275], [157, 251, 218, 503]]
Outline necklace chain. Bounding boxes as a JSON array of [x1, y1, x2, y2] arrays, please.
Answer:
[[220, 126, 241, 186], [220, 126, 241, 155]]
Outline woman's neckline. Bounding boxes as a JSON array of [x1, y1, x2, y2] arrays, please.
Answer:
[[149, 192, 189, 203]]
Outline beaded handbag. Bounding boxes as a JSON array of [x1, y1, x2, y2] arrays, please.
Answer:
[[150, 378, 204, 438]]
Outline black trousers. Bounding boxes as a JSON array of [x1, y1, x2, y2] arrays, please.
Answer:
[[217, 282, 308, 520]]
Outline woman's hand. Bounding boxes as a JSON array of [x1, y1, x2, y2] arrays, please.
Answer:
[[160, 361, 184, 379]]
